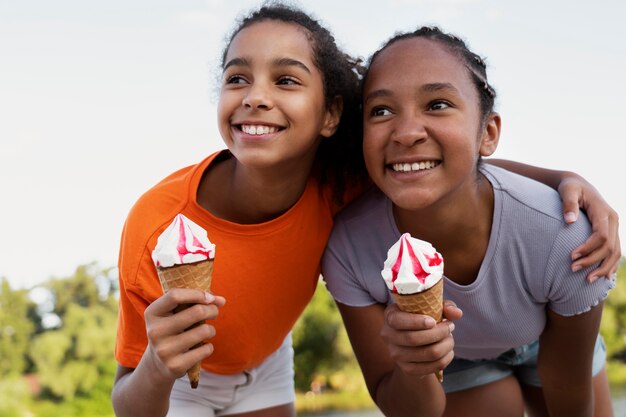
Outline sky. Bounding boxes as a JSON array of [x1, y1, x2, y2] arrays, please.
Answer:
[[1, 0, 625, 289]]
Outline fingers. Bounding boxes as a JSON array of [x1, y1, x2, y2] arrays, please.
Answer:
[[143, 289, 225, 379], [382, 304, 456, 377], [443, 300, 463, 321], [147, 338, 216, 379], [570, 210, 620, 282], [559, 183, 581, 224], [150, 320, 216, 357], [558, 174, 621, 282], [384, 304, 435, 330], [584, 237, 621, 282], [390, 345, 455, 378], [148, 288, 221, 315]]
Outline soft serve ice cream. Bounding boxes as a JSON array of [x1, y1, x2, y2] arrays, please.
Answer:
[[382, 233, 444, 295], [152, 213, 215, 268], [151, 213, 216, 389], [381, 233, 445, 382]]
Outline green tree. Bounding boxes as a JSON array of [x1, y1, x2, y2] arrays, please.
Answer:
[[601, 259, 626, 385], [292, 281, 357, 391], [0, 277, 35, 377], [0, 377, 31, 417], [28, 264, 118, 402]]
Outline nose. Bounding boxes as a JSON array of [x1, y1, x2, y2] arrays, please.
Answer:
[[242, 82, 273, 110], [390, 113, 427, 146]]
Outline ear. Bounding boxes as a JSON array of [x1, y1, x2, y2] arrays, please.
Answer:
[[479, 112, 501, 157], [320, 96, 343, 138]]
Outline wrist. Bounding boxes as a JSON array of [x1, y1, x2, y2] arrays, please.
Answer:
[[141, 345, 179, 387]]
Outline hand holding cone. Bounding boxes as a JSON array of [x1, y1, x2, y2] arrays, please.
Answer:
[[152, 214, 216, 389], [382, 233, 445, 382], [157, 259, 214, 388], [391, 278, 444, 382]]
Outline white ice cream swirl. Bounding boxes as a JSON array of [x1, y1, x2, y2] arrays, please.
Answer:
[[151, 214, 215, 268], [381, 233, 444, 294]]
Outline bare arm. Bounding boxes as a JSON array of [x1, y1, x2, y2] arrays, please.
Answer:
[[336, 301, 461, 417], [488, 159, 621, 281], [538, 303, 604, 417], [112, 289, 225, 417]]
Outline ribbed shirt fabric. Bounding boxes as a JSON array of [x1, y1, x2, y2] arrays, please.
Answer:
[[322, 164, 615, 360]]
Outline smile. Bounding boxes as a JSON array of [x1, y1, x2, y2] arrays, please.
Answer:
[[391, 160, 440, 172], [239, 124, 280, 135]]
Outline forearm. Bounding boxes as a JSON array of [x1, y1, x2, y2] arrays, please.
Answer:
[[112, 352, 176, 417], [538, 362, 594, 417], [538, 307, 603, 417], [486, 158, 570, 190], [374, 366, 446, 417]]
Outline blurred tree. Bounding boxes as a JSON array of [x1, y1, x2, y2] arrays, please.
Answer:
[[46, 264, 107, 317], [28, 264, 118, 401], [0, 377, 31, 417], [292, 280, 357, 392], [0, 277, 35, 377], [601, 260, 626, 384]]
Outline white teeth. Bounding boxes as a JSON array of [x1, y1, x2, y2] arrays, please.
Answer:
[[241, 124, 278, 135], [392, 161, 438, 172]]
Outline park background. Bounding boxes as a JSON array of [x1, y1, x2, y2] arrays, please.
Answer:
[[1, 0, 625, 415]]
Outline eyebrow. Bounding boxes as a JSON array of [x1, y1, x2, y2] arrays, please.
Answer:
[[421, 82, 459, 94], [364, 89, 392, 103], [364, 82, 460, 103], [223, 57, 311, 74], [223, 57, 249, 71]]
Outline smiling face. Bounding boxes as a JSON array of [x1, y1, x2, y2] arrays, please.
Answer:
[[362, 37, 499, 212], [218, 20, 339, 172]]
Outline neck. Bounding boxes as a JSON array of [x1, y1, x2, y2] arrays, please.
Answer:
[[197, 152, 316, 224], [393, 174, 494, 279]]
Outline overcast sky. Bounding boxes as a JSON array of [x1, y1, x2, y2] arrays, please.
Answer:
[[1, 0, 624, 289]]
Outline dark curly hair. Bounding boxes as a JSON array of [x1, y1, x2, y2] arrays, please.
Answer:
[[221, 1, 368, 204]]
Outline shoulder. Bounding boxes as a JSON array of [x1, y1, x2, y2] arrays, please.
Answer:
[[333, 187, 389, 228], [482, 164, 589, 232], [323, 188, 395, 307], [127, 152, 223, 229], [483, 164, 592, 257], [119, 152, 220, 286]]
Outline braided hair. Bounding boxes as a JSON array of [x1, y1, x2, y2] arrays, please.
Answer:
[[365, 26, 497, 125]]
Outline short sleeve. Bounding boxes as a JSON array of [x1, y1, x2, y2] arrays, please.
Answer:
[[322, 219, 386, 307], [543, 217, 615, 316]]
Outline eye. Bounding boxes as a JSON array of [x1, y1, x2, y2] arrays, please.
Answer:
[[276, 76, 300, 86], [370, 107, 393, 117], [225, 75, 248, 85], [429, 100, 451, 111]]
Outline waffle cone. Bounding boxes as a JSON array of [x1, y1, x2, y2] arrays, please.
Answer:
[[157, 260, 214, 292], [392, 278, 444, 382], [157, 259, 214, 389]]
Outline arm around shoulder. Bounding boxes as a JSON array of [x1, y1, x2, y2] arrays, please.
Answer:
[[486, 158, 621, 280]]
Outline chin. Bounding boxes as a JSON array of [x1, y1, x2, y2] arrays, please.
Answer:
[[387, 190, 437, 211]]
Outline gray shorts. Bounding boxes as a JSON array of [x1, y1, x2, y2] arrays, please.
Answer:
[[167, 333, 295, 416], [443, 335, 606, 393]]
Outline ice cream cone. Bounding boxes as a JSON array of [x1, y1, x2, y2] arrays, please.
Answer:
[[157, 259, 214, 388], [392, 278, 444, 382]]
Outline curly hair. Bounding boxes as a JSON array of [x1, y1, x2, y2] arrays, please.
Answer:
[[221, 1, 368, 204]]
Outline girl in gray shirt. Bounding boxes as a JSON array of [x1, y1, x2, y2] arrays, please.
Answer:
[[322, 27, 615, 417]]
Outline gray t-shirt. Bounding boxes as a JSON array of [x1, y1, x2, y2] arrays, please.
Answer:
[[322, 165, 615, 360]]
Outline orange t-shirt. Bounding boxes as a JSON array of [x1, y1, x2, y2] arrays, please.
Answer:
[[115, 151, 346, 374]]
